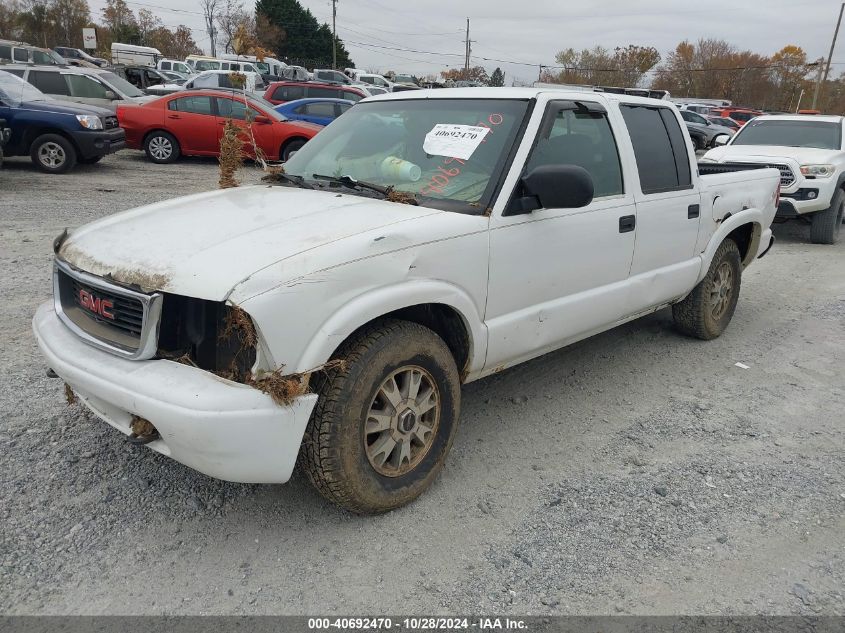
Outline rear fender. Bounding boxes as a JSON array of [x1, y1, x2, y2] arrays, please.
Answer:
[[696, 208, 763, 284]]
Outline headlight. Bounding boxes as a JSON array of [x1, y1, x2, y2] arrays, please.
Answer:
[[800, 164, 835, 178], [75, 115, 103, 130]]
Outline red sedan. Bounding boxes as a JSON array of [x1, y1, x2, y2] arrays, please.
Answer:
[[116, 89, 321, 164]]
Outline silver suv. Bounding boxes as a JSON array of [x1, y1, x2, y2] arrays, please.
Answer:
[[0, 64, 156, 111], [0, 40, 64, 66]]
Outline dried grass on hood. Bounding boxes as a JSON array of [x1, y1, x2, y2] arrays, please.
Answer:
[[247, 359, 347, 406], [218, 120, 244, 189], [386, 189, 419, 205]]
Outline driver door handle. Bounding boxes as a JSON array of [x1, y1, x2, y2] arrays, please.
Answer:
[[167, 114, 181, 119], [619, 215, 636, 233]]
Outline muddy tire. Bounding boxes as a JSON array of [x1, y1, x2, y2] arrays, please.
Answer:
[[809, 188, 843, 245], [30, 134, 77, 174], [144, 131, 180, 164], [300, 319, 461, 514], [672, 239, 742, 340]]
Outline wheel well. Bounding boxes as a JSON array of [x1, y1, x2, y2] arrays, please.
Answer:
[[280, 136, 308, 157], [726, 223, 755, 264], [23, 127, 79, 155], [339, 304, 472, 380]]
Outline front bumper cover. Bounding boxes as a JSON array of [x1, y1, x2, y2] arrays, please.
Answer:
[[33, 302, 317, 483]]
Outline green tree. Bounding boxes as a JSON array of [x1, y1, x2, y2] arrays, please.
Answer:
[[489, 66, 505, 87], [254, 0, 352, 67]]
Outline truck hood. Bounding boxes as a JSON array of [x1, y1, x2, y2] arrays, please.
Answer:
[[58, 185, 441, 301], [20, 98, 114, 117], [704, 145, 840, 164]]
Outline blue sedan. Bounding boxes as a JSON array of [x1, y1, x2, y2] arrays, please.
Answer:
[[274, 98, 355, 126]]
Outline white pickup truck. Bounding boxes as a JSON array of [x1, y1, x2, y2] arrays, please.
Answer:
[[33, 88, 780, 514], [702, 114, 845, 244]]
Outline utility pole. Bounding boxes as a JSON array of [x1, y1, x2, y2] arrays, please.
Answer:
[[332, 0, 338, 69], [812, 1, 844, 110], [464, 18, 471, 74]]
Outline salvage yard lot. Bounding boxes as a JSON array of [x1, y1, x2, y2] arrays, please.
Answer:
[[0, 151, 843, 615]]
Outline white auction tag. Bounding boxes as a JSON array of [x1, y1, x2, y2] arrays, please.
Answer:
[[423, 124, 490, 160]]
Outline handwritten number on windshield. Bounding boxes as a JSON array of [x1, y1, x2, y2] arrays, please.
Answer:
[[420, 114, 504, 196]]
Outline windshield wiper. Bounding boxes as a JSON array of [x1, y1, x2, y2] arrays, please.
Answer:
[[261, 171, 315, 189], [312, 173, 393, 197]]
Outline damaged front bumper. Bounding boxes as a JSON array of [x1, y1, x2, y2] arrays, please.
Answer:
[[32, 302, 317, 483]]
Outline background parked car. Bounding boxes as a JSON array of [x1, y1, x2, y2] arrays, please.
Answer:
[[116, 89, 320, 163], [156, 58, 193, 75], [0, 69, 124, 173], [678, 108, 735, 149], [0, 40, 64, 65], [147, 70, 267, 98], [312, 69, 352, 85], [53, 46, 109, 67], [2, 64, 156, 112], [707, 115, 741, 131], [263, 81, 367, 105], [711, 107, 763, 126], [280, 65, 310, 81], [0, 116, 9, 166], [113, 65, 170, 91], [274, 98, 354, 126]]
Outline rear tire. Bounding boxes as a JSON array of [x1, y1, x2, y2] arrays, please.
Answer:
[[300, 319, 461, 514], [30, 134, 77, 174], [672, 239, 742, 340], [809, 188, 843, 245], [144, 131, 180, 164]]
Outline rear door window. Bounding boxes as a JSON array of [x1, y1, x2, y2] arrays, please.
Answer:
[[273, 85, 304, 101], [308, 87, 337, 98], [169, 95, 214, 115], [29, 71, 70, 96], [304, 102, 336, 117], [160, 61, 171, 70], [66, 74, 111, 98], [0, 45, 12, 60], [620, 105, 691, 194], [13, 48, 29, 62]]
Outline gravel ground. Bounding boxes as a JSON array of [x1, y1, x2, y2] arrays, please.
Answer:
[[0, 151, 843, 616]]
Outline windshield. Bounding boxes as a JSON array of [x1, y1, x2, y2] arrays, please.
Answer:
[[732, 119, 842, 149], [283, 98, 530, 211], [0, 69, 49, 104], [99, 72, 144, 97]]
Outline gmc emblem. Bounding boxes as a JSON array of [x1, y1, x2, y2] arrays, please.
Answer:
[[79, 289, 115, 320]]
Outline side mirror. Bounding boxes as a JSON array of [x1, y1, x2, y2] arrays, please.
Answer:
[[713, 135, 729, 147], [104, 90, 117, 100], [254, 115, 271, 124], [508, 165, 594, 214]]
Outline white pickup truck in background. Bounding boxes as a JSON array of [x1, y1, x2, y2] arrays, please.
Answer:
[[33, 88, 780, 514], [702, 114, 845, 244]]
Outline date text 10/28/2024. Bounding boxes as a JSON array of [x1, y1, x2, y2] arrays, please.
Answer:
[[307, 617, 529, 631]]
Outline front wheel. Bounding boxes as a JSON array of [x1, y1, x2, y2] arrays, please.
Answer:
[[300, 319, 461, 514], [30, 134, 77, 174], [281, 137, 307, 161], [809, 188, 843, 245], [672, 239, 742, 340]]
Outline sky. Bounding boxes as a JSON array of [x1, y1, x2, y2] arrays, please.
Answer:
[[85, 0, 845, 85]]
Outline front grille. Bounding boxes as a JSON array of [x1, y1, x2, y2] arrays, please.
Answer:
[[768, 163, 795, 188], [734, 162, 795, 188], [68, 275, 144, 338], [53, 260, 163, 360], [104, 116, 119, 130]]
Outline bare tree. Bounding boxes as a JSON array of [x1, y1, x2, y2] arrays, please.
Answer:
[[199, 0, 219, 56]]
